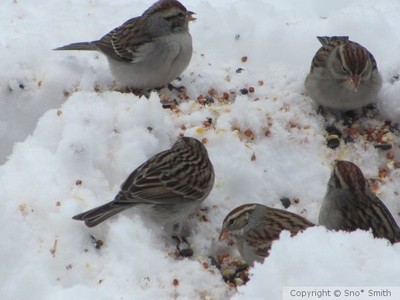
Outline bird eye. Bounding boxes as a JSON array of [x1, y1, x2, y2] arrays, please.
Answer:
[[342, 66, 348, 73], [228, 218, 235, 226]]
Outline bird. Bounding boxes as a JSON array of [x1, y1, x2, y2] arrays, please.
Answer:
[[73, 137, 215, 242], [54, 0, 194, 89], [319, 160, 400, 243], [305, 36, 382, 111], [219, 203, 314, 265]]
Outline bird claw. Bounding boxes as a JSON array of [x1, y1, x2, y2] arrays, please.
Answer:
[[167, 83, 186, 93], [173, 236, 193, 257], [90, 235, 104, 249], [222, 263, 249, 284], [208, 255, 221, 270], [208, 255, 249, 284], [234, 263, 249, 274]]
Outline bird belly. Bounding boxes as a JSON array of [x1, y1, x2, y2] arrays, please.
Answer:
[[305, 71, 382, 111], [141, 200, 200, 235], [107, 32, 192, 89]]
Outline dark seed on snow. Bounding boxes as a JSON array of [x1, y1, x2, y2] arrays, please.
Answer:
[[240, 88, 248, 95], [236, 68, 245, 73], [280, 197, 291, 209], [374, 144, 392, 150]]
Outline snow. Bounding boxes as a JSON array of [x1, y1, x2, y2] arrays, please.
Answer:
[[234, 228, 400, 300], [1, 0, 400, 299]]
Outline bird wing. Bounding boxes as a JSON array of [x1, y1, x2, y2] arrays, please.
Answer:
[[310, 36, 349, 71], [245, 211, 313, 258], [94, 16, 154, 62], [114, 151, 210, 205], [244, 227, 275, 258], [365, 193, 400, 243]]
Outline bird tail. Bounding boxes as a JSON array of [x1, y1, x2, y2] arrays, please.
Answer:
[[316, 36, 349, 46], [54, 42, 98, 51], [72, 202, 131, 227]]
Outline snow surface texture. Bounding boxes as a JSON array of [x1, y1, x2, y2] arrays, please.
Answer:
[[1, 0, 400, 299]]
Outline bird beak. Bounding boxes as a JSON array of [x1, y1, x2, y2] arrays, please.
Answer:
[[187, 11, 196, 21], [349, 75, 360, 91], [219, 228, 230, 241]]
